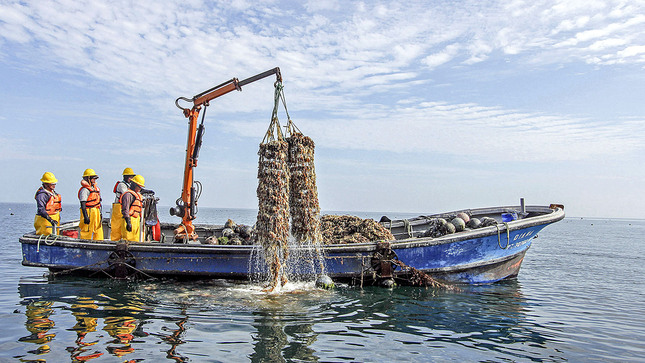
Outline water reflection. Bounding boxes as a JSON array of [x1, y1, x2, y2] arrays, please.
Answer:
[[250, 303, 319, 362], [326, 281, 553, 361], [103, 316, 137, 357], [250, 310, 288, 362], [20, 300, 55, 357], [18, 279, 149, 362], [158, 310, 188, 362], [68, 298, 102, 361], [15, 277, 561, 362]]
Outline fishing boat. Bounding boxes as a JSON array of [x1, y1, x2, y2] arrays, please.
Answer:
[[19, 202, 564, 285], [20, 68, 565, 285]]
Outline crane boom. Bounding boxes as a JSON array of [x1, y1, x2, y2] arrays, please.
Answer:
[[171, 67, 282, 241]]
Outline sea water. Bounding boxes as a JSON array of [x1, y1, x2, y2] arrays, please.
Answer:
[[0, 202, 644, 362]]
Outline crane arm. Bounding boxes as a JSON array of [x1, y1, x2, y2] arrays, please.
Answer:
[[171, 67, 282, 241]]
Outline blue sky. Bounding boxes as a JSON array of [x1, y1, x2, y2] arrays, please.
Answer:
[[1, 0, 644, 219]]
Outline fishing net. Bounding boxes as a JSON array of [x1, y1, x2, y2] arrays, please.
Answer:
[[255, 82, 326, 289], [320, 215, 395, 244], [286, 120, 325, 278], [391, 260, 459, 290], [286, 129, 321, 245], [255, 85, 290, 291]]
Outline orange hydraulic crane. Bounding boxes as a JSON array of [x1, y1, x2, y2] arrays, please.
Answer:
[[171, 67, 282, 241]]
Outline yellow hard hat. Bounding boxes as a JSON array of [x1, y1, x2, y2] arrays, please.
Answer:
[[131, 175, 145, 188], [82, 168, 98, 178], [40, 172, 58, 184], [122, 167, 135, 176]]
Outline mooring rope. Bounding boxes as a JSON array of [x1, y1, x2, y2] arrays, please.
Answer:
[[117, 262, 155, 279], [36, 233, 60, 252], [391, 259, 459, 290], [496, 222, 510, 249], [50, 258, 112, 277], [403, 219, 413, 237]]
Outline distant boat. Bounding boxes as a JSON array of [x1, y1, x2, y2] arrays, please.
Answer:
[[19, 203, 564, 285]]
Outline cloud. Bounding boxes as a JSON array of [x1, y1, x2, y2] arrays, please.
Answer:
[[1, 0, 645, 162], [618, 45, 645, 58], [227, 100, 645, 162], [552, 16, 591, 34], [422, 44, 461, 69], [3, 0, 645, 94], [304, 0, 340, 12], [0, 136, 81, 161], [588, 38, 628, 51]]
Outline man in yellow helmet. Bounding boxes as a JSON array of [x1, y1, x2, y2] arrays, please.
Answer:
[[34, 172, 62, 235], [78, 169, 104, 240], [120, 175, 145, 242], [110, 167, 136, 241]]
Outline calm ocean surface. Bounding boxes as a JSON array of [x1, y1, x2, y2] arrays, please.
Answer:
[[1, 202, 644, 362]]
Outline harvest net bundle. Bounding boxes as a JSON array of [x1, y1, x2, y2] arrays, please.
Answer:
[[255, 83, 324, 290], [286, 128, 325, 280], [287, 130, 321, 244], [256, 139, 290, 289]]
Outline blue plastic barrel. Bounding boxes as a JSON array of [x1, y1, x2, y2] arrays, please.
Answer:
[[501, 213, 516, 222]]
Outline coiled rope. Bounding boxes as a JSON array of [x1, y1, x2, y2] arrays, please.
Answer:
[[36, 233, 60, 252]]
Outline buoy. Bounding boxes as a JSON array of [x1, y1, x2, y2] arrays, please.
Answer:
[[316, 275, 335, 289], [467, 218, 481, 229], [456, 212, 470, 223], [441, 222, 456, 234], [222, 228, 235, 238], [451, 217, 466, 232], [152, 219, 161, 241]]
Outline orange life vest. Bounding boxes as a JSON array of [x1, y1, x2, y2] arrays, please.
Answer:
[[120, 189, 143, 218], [113, 180, 128, 196], [78, 181, 102, 209], [35, 187, 62, 215]]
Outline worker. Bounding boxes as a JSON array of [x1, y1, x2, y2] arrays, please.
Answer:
[[78, 168, 104, 240], [34, 172, 62, 235], [110, 167, 135, 241], [120, 174, 145, 242]]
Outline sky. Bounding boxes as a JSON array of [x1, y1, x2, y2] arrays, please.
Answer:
[[1, 0, 644, 219]]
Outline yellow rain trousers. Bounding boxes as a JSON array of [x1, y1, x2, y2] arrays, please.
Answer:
[[110, 203, 124, 241], [120, 216, 141, 242], [79, 207, 104, 241], [34, 213, 60, 235]]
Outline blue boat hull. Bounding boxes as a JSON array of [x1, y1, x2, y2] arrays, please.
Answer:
[[20, 205, 564, 284]]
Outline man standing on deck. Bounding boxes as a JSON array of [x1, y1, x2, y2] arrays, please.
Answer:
[[120, 174, 145, 242], [34, 172, 62, 235], [78, 168, 104, 240], [110, 167, 135, 241]]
